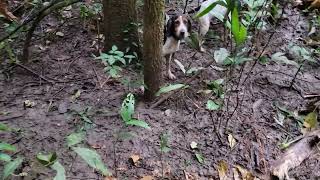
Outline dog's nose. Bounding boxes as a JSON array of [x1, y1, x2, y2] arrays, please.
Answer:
[[180, 31, 185, 36]]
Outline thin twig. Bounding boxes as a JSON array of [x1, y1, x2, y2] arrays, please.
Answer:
[[15, 63, 53, 83]]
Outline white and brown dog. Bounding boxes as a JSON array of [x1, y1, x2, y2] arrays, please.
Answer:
[[195, 0, 228, 52], [163, 14, 191, 80]]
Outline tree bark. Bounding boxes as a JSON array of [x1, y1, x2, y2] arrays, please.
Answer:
[[103, 0, 140, 54], [143, 0, 164, 101]]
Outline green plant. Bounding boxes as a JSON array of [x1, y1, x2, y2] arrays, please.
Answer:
[[95, 45, 136, 78], [36, 152, 66, 180], [160, 133, 171, 153], [120, 93, 150, 129], [79, 2, 102, 20], [242, 0, 271, 30]]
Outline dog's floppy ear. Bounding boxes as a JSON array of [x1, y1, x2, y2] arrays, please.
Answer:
[[166, 16, 176, 37]]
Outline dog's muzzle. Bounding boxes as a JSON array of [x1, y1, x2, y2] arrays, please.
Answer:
[[178, 31, 186, 40]]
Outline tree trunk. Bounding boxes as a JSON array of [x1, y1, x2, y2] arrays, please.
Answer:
[[143, 0, 164, 100], [103, 0, 140, 54]]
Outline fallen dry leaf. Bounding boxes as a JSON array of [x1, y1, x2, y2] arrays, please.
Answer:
[[271, 130, 320, 180], [234, 165, 256, 180], [130, 154, 140, 166], [310, 0, 320, 8], [218, 160, 228, 180], [228, 134, 237, 149], [140, 176, 154, 180], [0, 0, 18, 21], [184, 170, 200, 180], [104, 177, 117, 180]]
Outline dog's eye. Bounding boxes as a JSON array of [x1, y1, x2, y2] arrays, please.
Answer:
[[183, 20, 188, 24], [174, 21, 180, 25]]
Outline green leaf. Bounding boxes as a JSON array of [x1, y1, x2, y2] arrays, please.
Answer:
[[36, 152, 57, 166], [214, 48, 230, 64], [0, 123, 10, 131], [303, 112, 318, 129], [195, 1, 227, 18], [51, 161, 66, 180], [0, 143, 16, 152], [72, 147, 111, 176], [0, 153, 11, 162], [231, 8, 247, 45], [160, 134, 171, 153], [156, 84, 187, 96], [186, 67, 205, 74], [195, 153, 204, 164], [126, 119, 150, 129], [120, 93, 135, 122], [206, 100, 220, 111], [66, 132, 85, 147], [2, 157, 23, 179], [111, 45, 117, 51], [271, 52, 299, 67]]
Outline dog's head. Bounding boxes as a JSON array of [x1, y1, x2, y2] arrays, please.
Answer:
[[166, 15, 191, 40]]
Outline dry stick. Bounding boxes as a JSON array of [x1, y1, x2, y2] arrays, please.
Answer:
[[183, 0, 189, 14], [223, 6, 286, 132], [15, 63, 53, 83], [150, 56, 215, 109], [22, 0, 82, 62], [289, 60, 305, 89]]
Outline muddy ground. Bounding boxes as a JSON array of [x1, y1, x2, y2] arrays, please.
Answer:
[[1, 0, 320, 179]]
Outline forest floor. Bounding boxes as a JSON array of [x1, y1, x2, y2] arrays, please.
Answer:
[[1, 0, 320, 179]]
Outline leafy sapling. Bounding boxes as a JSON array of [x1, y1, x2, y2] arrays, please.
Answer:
[[95, 45, 137, 78], [120, 93, 150, 129]]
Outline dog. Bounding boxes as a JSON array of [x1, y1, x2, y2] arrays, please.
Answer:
[[163, 14, 191, 80], [193, 0, 228, 52]]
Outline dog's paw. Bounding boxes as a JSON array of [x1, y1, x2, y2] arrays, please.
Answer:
[[200, 46, 206, 53], [168, 72, 177, 80]]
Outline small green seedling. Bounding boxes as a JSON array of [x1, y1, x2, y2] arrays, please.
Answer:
[[120, 93, 150, 129]]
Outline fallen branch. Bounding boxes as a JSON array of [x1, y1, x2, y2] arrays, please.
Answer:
[[15, 63, 54, 83], [22, 0, 82, 62]]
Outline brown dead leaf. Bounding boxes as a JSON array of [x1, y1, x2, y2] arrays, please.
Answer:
[[310, 0, 320, 8], [184, 170, 200, 180], [0, 0, 18, 21], [104, 177, 117, 180], [218, 160, 228, 180], [129, 154, 140, 166], [271, 129, 320, 180], [234, 165, 256, 180], [140, 176, 154, 180]]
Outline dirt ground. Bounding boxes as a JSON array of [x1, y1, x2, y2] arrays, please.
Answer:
[[1, 0, 320, 179]]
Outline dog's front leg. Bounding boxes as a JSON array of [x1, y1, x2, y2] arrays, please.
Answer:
[[165, 53, 176, 80]]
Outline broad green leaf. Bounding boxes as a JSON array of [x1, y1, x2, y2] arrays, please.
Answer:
[[160, 134, 170, 153], [72, 147, 111, 176], [156, 84, 187, 96], [0, 143, 16, 152], [126, 119, 150, 129], [271, 52, 299, 67], [214, 48, 230, 64], [120, 93, 135, 122], [206, 100, 220, 111], [0, 153, 11, 162], [231, 8, 247, 45], [195, 153, 204, 164], [195, 1, 227, 18], [2, 157, 23, 179], [185, 32, 200, 50], [303, 112, 318, 129], [51, 161, 66, 180], [111, 45, 117, 51], [66, 132, 85, 147], [36, 152, 57, 166], [0, 123, 10, 131]]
